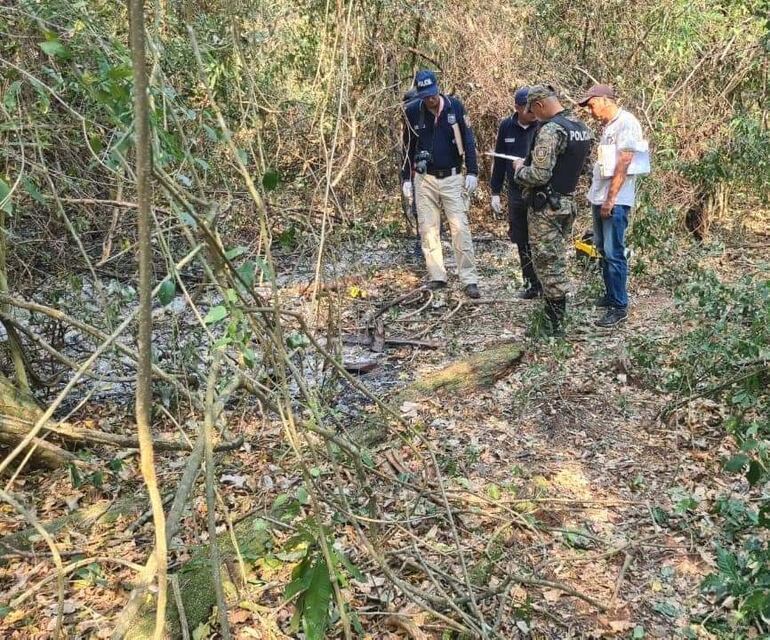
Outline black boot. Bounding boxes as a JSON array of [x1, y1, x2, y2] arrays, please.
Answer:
[[544, 297, 567, 337], [517, 285, 543, 300]]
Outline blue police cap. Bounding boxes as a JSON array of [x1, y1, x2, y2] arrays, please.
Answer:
[[414, 70, 439, 99], [514, 87, 529, 106]]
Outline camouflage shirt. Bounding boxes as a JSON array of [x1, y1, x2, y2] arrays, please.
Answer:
[[514, 110, 588, 192]]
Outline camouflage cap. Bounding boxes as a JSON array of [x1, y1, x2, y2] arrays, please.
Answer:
[[526, 84, 557, 107]]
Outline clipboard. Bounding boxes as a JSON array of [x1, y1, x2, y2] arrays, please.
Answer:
[[598, 141, 651, 177], [484, 151, 524, 162]]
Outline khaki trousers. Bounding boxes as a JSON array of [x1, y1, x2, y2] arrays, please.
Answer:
[[415, 173, 478, 286]]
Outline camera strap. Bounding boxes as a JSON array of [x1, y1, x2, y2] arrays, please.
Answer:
[[417, 96, 464, 158]]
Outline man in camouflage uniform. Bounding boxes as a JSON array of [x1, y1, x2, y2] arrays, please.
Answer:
[[513, 85, 593, 335]]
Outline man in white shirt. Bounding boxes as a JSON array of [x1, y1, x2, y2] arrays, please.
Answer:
[[579, 84, 645, 327]]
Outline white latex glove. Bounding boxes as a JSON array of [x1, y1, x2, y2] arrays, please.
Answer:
[[402, 181, 413, 199], [491, 194, 502, 214], [465, 174, 478, 194]]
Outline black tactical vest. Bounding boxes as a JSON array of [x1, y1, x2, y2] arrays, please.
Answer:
[[545, 113, 592, 194]]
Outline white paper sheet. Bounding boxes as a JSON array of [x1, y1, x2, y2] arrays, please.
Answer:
[[598, 141, 651, 178], [484, 151, 524, 162]]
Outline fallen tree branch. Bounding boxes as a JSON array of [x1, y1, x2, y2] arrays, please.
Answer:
[[0, 423, 80, 469], [38, 418, 242, 453], [55, 197, 173, 215], [342, 334, 439, 350], [368, 287, 428, 323]]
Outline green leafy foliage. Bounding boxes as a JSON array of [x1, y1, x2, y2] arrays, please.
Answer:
[[282, 518, 364, 640], [22, 177, 44, 204], [700, 542, 770, 630], [0, 178, 12, 215], [3, 80, 22, 111], [277, 226, 297, 251], [203, 305, 228, 325], [39, 39, 68, 59], [301, 556, 332, 640], [628, 265, 769, 634], [74, 562, 107, 587], [286, 332, 310, 350], [157, 279, 176, 306], [681, 115, 770, 200], [262, 169, 280, 191]]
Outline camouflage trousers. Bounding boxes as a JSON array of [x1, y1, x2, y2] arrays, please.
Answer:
[[527, 198, 576, 299]]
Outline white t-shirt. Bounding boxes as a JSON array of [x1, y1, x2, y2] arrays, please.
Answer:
[[587, 109, 645, 207]]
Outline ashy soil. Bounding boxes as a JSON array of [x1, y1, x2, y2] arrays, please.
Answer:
[[0, 207, 763, 639]]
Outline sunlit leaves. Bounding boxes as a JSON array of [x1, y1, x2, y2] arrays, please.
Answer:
[[0, 178, 13, 215], [157, 279, 176, 306], [39, 39, 68, 59], [203, 305, 228, 325]]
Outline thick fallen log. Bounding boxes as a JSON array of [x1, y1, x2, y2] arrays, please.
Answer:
[[0, 375, 242, 470], [347, 342, 523, 447], [124, 512, 274, 640], [0, 373, 76, 469], [397, 341, 524, 402], [0, 427, 78, 469]]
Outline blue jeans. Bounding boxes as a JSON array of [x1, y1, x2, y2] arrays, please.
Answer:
[[592, 204, 630, 309]]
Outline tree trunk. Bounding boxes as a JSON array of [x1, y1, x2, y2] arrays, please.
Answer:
[[348, 342, 524, 447], [129, 0, 169, 637]]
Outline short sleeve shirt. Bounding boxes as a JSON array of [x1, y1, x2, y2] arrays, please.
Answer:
[[587, 109, 645, 207]]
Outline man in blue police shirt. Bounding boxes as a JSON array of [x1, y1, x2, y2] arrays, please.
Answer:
[[402, 70, 480, 298], [490, 87, 541, 299]]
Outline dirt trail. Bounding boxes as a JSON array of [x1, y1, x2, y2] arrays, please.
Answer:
[[0, 222, 738, 639], [325, 227, 726, 637]]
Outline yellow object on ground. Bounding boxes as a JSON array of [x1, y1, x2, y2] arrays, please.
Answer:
[[574, 237, 600, 259]]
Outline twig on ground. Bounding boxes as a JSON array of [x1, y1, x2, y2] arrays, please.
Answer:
[[611, 552, 633, 608], [170, 575, 190, 640]]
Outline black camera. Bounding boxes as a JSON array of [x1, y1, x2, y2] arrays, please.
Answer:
[[414, 150, 432, 174], [532, 186, 561, 211]]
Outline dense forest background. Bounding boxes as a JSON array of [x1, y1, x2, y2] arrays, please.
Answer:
[[0, 1, 768, 638]]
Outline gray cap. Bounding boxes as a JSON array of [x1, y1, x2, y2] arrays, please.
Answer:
[[526, 84, 557, 107]]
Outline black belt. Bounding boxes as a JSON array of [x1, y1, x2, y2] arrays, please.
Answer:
[[426, 166, 461, 179]]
